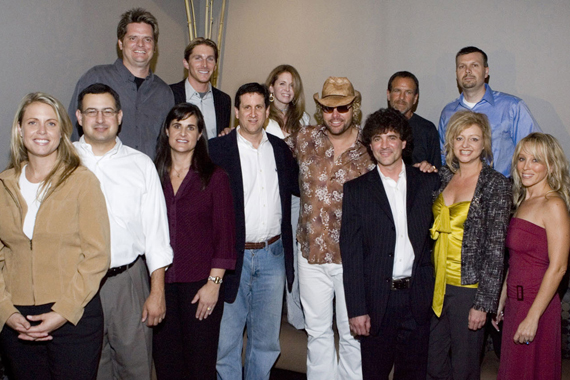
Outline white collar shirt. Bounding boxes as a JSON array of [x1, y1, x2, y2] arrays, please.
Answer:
[[378, 163, 414, 279], [236, 127, 282, 243], [73, 137, 173, 273], [185, 80, 217, 140]]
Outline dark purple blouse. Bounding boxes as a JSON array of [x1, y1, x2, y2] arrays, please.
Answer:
[[164, 166, 236, 283]]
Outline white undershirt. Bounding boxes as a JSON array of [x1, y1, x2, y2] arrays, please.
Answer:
[[377, 164, 415, 279], [462, 100, 477, 109], [19, 165, 44, 240]]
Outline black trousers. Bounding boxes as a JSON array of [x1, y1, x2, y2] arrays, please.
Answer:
[[361, 288, 429, 380], [0, 294, 103, 380], [153, 280, 225, 380], [427, 285, 485, 380]]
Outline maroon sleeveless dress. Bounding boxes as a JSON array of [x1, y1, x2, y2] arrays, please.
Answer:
[[498, 218, 561, 379]]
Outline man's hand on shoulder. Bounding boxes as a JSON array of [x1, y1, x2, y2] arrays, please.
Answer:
[[413, 160, 438, 173], [218, 127, 234, 137]]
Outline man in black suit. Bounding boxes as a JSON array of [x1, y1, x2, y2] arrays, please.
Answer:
[[209, 83, 298, 380], [341, 108, 439, 380], [170, 37, 231, 139]]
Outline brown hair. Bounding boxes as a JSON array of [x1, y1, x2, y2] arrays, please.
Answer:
[[265, 65, 307, 135], [184, 37, 218, 62], [117, 8, 159, 43]]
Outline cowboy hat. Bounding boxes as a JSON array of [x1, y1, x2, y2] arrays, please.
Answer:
[[313, 77, 361, 107]]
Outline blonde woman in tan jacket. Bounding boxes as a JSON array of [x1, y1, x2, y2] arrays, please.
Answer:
[[0, 92, 110, 380]]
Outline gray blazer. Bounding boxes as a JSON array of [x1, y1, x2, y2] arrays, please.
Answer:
[[436, 163, 512, 312]]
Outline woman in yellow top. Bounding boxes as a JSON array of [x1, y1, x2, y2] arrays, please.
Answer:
[[427, 111, 511, 380], [0, 93, 110, 380]]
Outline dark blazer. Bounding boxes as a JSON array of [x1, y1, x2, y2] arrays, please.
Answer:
[[170, 80, 232, 135], [436, 163, 511, 312], [341, 165, 439, 336], [209, 129, 299, 303]]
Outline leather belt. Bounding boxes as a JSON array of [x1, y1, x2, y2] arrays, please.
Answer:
[[106, 257, 139, 277], [244, 234, 281, 250], [391, 277, 411, 290]]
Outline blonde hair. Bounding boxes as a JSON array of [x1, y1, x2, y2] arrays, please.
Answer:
[[265, 64, 306, 134], [511, 133, 570, 211], [444, 110, 493, 173], [9, 92, 80, 196]]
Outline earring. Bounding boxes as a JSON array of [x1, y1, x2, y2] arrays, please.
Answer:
[[269, 93, 274, 103]]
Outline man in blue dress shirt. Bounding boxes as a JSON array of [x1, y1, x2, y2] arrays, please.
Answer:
[[438, 46, 540, 176]]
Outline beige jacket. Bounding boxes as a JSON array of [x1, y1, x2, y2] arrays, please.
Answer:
[[0, 166, 110, 329]]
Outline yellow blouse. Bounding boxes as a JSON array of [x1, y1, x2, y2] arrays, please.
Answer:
[[430, 193, 477, 317]]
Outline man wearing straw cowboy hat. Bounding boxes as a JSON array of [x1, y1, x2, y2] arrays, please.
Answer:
[[286, 77, 375, 379]]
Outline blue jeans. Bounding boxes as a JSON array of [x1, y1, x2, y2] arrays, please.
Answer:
[[216, 239, 286, 380]]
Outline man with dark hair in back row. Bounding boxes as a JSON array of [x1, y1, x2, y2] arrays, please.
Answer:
[[69, 8, 174, 159], [170, 37, 232, 139], [387, 71, 441, 169]]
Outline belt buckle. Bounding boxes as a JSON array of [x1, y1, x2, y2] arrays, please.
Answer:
[[391, 277, 410, 290]]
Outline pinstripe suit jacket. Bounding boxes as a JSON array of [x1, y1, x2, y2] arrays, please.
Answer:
[[341, 165, 439, 334]]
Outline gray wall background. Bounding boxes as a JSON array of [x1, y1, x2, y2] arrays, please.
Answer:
[[2, 0, 570, 168]]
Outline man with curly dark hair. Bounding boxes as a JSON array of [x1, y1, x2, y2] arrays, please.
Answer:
[[341, 108, 439, 379]]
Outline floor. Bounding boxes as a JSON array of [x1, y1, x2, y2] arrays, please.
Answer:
[[270, 355, 570, 379]]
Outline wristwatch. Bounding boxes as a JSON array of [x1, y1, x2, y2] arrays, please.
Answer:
[[208, 276, 223, 284]]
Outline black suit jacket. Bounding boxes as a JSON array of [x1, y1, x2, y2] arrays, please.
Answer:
[[340, 165, 439, 335], [170, 80, 232, 135], [209, 129, 299, 303]]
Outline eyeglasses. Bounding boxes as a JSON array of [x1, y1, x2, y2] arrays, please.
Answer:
[[322, 104, 352, 114], [82, 108, 118, 118]]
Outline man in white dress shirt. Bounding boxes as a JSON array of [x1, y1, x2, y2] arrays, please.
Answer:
[[73, 83, 173, 380], [209, 83, 298, 380]]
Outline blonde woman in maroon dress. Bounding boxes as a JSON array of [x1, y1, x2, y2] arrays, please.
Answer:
[[494, 133, 570, 379]]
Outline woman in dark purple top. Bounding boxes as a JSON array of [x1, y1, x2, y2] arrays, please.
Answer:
[[153, 103, 236, 380]]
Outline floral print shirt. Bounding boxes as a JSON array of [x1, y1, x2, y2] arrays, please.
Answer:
[[286, 125, 375, 264]]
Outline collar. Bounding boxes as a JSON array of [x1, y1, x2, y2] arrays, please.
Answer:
[[456, 84, 495, 110], [76, 135, 122, 158], [113, 58, 153, 82], [236, 126, 269, 149], [185, 79, 212, 99], [316, 124, 365, 150], [377, 161, 406, 184]]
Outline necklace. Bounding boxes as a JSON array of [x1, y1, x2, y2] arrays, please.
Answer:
[[172, 166, 190, 178], [279, 106, 288, 114]]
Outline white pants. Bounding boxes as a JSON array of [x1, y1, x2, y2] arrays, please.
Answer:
[[298, 251, 362, 380]]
